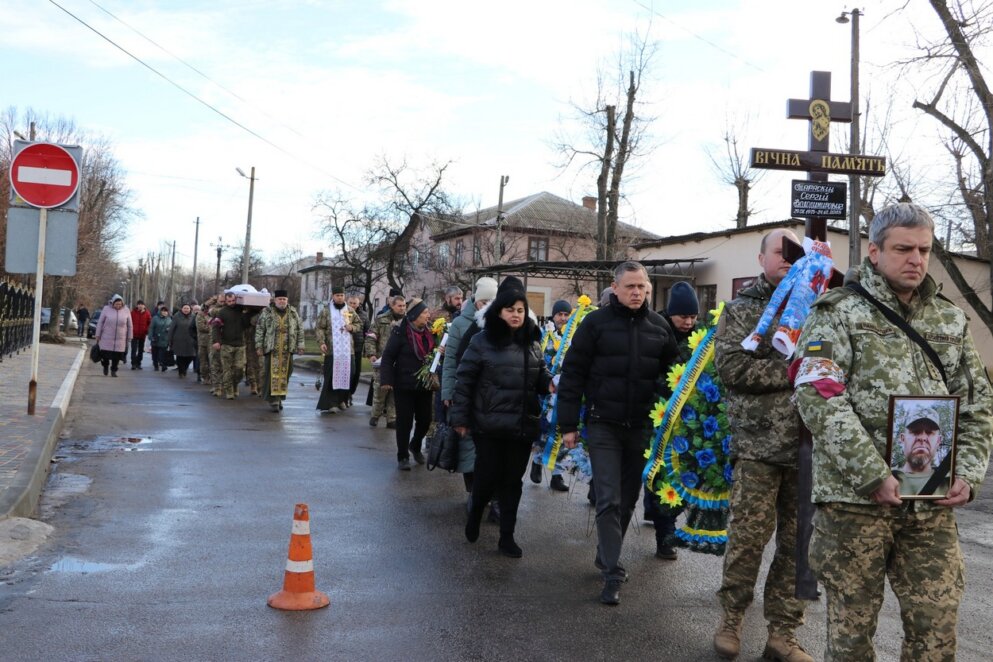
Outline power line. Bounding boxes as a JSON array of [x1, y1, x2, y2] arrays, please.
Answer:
[[46, 0, 362, 192], [632, 0, 766, 73], [84, 0, 310, 142]]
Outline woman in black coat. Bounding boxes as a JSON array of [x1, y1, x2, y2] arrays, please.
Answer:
[[380, 298, 435, 471], [450, 284, 552, 558]]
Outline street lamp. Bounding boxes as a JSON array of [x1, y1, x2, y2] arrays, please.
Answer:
[[837, 8, 861, 266], [236, 166, 256, 284]]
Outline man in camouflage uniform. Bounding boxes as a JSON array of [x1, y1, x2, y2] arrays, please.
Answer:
[[210, 292, 251, 399], [243, 308, 263, 395], [713, 228, 813, 662], [365, 294, 405, 428], [207, 293, 225, 396], [795, 203, 993, 661], [195, 297, 216, 387]]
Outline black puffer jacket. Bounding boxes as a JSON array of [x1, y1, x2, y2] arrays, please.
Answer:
[[558, 295, 679, 431], [380, 319, 433, 391], [449, 310, 551, 438]]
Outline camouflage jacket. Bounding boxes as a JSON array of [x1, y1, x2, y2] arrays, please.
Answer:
[[364, 311, 404, 358], [315, 304, 361, 352], [195, 309, 213, 344], [254, 304, 305, 355], [714, 273, 800, 466], [795, 259, 993, 505]]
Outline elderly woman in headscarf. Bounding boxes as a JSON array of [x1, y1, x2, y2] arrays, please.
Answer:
[[94, 294, 133, 377], [380, 297, 435, 471]]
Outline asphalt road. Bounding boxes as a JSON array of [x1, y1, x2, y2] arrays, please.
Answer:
[[1, 365, 992, 661]]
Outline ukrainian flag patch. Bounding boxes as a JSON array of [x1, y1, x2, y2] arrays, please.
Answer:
[[804, 340, 832, 358]]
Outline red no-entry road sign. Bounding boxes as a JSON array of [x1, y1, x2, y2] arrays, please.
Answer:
[[9, 142, 80, 209]]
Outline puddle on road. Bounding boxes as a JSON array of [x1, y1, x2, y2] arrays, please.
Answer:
[[62, 436, 155, 454], [48, 556, 142, 574]]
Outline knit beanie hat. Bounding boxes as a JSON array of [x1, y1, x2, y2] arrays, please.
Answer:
[[405, 297, 427, 322], [474, 277, 498, 302], [552, 299, 572, 316], [666, 281, 699, 316], [497, 275, 525, 297]]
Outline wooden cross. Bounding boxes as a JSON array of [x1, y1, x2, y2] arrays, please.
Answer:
[[787, 71, 853, 156]]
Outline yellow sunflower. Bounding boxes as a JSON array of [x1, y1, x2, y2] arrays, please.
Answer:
[[649, 400, 666, 427], [709, 301, 726, 325], [686, 328, 708, 352], [552, 338, 561, 351], [658, 483, 683, 507], [577, 294, 592, 307], [431, 317, 447, 335], [666, 363, 687, 392]]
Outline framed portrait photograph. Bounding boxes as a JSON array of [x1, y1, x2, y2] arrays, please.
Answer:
[[885, 395, 960, 500]]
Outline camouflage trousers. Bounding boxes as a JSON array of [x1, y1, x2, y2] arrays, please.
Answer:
[[244, 340, 260, 391], [717, 459, 807, 635], [197, 340, 211, 384], [209, 345, 223, 394], [810, 503, 964, 662], [370, 367, 396, 423], [219, 345, 246, 398]]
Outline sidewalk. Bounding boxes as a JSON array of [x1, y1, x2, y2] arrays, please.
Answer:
[[0, 338, 86, 519]]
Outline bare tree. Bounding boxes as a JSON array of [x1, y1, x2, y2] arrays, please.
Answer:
[[905, 0, 993, 330], [0, 107, 136, 337], [365, 156, 461, 293], [553, 31, 658, 266], [706, 117, 765, 228]]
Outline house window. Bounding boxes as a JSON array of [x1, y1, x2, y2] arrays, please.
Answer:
[[454, 240, 465, 267], [528, 237, 549, 261], [473, 236, 482, 265], [437, 244, 450, 269], [410, 249, 419, 268], [698, 285, 717, 314]]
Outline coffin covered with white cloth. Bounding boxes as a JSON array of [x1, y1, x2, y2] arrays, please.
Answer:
[[225, 283, 271, 308]]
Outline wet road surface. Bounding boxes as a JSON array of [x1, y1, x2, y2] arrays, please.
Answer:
[[1, 364, 992, 661]]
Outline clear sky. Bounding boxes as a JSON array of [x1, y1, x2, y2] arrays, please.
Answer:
[[0, 0, 956, 274]]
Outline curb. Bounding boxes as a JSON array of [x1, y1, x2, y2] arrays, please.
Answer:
[[0, 346, 86, 520]]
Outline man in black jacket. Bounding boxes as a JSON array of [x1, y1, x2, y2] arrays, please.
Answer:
[[558, 261, 679, 605]]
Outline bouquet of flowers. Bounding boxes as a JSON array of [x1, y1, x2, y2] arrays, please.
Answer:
[[416, 317, 449, 390], [539, 295, 595, 481], [643, 303, 731, 555]]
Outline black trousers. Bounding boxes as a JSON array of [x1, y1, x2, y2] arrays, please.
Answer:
[[587, 422, 648, 581], [393, 388, 433, 461], [130, 337, 145, 366], [470, 434, 532, 536], [176, 355, 194, 375]]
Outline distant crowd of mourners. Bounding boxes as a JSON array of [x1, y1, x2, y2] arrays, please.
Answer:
[[84, 202, 992, 661]]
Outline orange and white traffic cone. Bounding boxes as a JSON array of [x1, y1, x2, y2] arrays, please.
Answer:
[[267, 503, 330, 611]]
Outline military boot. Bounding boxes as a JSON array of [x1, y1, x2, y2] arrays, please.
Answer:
[[762, 633, 813, 662], [713, 611, 743, 659]]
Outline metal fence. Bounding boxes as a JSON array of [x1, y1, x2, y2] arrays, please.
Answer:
[[0, 277, 35, 360]]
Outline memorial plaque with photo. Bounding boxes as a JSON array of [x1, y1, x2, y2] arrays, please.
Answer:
[[885, 395, 959, 500]]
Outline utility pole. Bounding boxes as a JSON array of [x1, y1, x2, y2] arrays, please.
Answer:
[[211, 237, 233, 293], [167, 240, 177, 312], [192, 216, 200, 302], [236, 167, 256, 284], [838, 8, 862, 266], [494, 175, 509, 262]]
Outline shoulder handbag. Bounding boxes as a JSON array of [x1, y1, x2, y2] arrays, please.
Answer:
[[426, 422, 459, 472], [846, 282, 951, 495], [89, 342, 101, 363]]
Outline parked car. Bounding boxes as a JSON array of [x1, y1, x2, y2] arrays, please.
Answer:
[[41, 308, 78, 332], [87, 310, 101, 339]]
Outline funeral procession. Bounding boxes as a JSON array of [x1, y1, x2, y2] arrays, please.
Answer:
[[4, 2, 993, 661]]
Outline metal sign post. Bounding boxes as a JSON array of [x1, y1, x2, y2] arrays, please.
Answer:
[[7, 140, 82, 415], [28, 208, 48, 415]]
